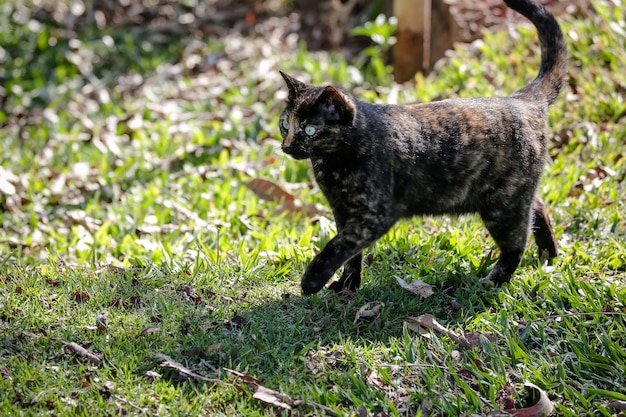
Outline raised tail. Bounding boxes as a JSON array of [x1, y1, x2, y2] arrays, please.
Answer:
[[504, 0, 567, 105]]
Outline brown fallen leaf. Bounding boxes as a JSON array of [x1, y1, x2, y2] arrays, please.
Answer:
[[253, 385, 297, 410], [130, 295, 142, 307], [365, 368, 388, 391], [609, 400, 626, 410], [225, 368, 339, 416], [225, 315, 248, 329], [144, 370, 160, 380], [180, 344, 224, 359], [102, 380, 115, 391], [405, 314, 495, 348], [464, 331, 497, 346], [500, 382, 554, 417], [395, 276, 434, 298], [245, 178, 325, 217], [224, 368, 263, 386], [153, 352, 218, 382], [140, 327, 162, 336], [181, 347, 206, 357], [62, 341, 102, 364], [45, 278, 60, 287], [180, 285, 203, 304], [495, 383, 516, 410], [450, 299, 465, 311], [245, 178, 294, 203], [354, 301, 384, 324], [72, 290, 91, 303], [109, 298, 129, 308]]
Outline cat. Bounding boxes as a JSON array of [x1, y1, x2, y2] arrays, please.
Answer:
[[277, 0, 567, 295]]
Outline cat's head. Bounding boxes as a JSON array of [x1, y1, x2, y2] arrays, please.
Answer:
[[278, 71, 357, 160]]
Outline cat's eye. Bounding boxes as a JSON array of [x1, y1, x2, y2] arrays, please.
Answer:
[[280, 118, 289, 131], [304, 125, 317, 136]]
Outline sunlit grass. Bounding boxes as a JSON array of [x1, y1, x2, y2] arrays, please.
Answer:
[[1, 0, 625, 415]]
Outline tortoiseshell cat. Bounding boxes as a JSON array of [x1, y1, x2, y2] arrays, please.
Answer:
[[278, 0, 566, 295]]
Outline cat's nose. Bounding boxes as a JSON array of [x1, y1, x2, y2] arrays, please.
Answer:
[[282, 143, 309, 160], [283, 131, 295, 147]]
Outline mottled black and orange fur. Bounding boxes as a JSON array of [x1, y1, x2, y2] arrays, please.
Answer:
[[278, 0, 567, 295]]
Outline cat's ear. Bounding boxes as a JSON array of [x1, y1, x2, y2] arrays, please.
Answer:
[[279, 71, 306, 101], [315, 86, 357, 126]]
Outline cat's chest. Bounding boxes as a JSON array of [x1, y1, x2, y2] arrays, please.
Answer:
[[311, 158, 390, 203], [312, 162, 352, 195]]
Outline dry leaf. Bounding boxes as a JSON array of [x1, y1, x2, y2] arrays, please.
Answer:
[[102, 380, 115, 391], [354, 301, 384, 324], [245, 178, 326, 217], [464, 331, 497, 346], [609, 400, 626, 410], [395, 276, 434, 298], [245, 178, 294, 203], [404, 318, 432, 337], [253, 385, 295, 410], [225, 315, 248, 328], [144, 371, 160, 380], [225, 368, 339, 416], [109, 298, 129, 308], [140, 327, 162, 336], [224, 368, 263, 386], [154, 352, 217, 382], [405, 314, 491, 348], [62, 341, 102, 364], [502, 382, 554, 417], [45, 278, 60, 287], [72, 290, 91, 303], [365, 368, 387, 391], [181, 347, 206, 357], [495, 383, 517, 410], [130, 295, 142, 307]]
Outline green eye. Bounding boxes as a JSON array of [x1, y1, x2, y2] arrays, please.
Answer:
[[304, 125, 317, 136], [280, 118, 289, 130]]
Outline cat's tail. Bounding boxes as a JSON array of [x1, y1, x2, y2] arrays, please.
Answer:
[[504, 0, 567, 105]]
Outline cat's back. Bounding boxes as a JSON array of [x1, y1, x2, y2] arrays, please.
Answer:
[[378, 96, 547, 159], [406, 97, 546, 135]]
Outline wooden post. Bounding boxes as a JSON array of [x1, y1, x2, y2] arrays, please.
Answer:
[[392, 0, 457, 82], [393, 0, 429, 83]]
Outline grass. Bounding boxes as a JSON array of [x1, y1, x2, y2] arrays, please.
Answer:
[[1, 0, 625, 415]]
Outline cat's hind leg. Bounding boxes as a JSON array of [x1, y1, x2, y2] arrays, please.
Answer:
[[531, 196, 558, 259], [480, 204, 532, 285]]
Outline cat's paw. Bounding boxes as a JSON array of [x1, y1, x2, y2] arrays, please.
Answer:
[[301, 258, 336, 295], [328, 274, 361, 294], [481, 266, 512, 286], [327, 280, 346, 293], [328, 281, 356, 298], [328, 279, 356, 295], [301, 277, 327, 295]]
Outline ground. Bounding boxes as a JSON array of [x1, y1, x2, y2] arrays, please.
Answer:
[[0, 0, 625, 415]]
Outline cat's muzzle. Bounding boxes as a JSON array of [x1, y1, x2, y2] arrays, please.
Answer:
[[282, 144, 310, 160]]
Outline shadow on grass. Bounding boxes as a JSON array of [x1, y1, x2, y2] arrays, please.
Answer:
[[187, 267, 505, 382]]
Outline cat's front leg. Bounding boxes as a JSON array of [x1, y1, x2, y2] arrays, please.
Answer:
[[327, 253, 363, 293], [301, 224, 388, 295]]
